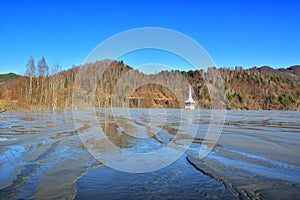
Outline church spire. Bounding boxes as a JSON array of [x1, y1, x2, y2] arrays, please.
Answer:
[[185, 85, 195, 110]]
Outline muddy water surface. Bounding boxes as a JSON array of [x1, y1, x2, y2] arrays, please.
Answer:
[[0, 110, 299, 199]]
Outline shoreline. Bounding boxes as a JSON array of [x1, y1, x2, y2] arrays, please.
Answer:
[[2, 107, 300, 112]]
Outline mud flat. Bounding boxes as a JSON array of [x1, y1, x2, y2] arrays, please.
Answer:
[[1, 110, 300, 199], [0, 111, 100, 199], [187, 110, 300, 199]]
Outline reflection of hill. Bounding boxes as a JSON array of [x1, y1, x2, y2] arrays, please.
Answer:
[[0, 60, 299, 110]]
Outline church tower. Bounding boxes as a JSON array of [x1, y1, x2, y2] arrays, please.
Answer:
[[184, 85, 195, 110]]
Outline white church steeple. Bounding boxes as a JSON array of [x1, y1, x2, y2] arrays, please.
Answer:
[[185, 85, 195, 110]]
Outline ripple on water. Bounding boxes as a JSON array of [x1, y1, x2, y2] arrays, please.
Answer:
[[75, 155, 238, 200], [1, 109, 300, 199]]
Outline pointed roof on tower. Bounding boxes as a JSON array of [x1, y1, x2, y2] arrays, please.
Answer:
[[185, 85, 195, 104]]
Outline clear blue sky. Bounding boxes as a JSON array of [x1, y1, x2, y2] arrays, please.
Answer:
[[0, 0, 299, 74]]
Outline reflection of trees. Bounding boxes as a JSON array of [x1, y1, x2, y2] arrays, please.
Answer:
[[100, 114, 132, 149]]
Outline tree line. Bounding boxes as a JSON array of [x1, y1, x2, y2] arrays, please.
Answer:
[[0, 57, 300, 111]]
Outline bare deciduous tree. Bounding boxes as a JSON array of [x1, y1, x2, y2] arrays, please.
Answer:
[[26, 56, 35, 101]]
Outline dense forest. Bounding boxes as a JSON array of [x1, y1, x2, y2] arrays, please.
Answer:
[[0, 57, 299, 111]]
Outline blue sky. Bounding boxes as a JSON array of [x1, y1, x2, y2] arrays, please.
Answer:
[[0, 0, 299, 74]]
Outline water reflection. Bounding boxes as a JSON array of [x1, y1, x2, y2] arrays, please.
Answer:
[[1, 110, 300, 199]]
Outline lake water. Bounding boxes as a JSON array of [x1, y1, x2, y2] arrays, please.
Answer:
[[0, 109, 299, 199]]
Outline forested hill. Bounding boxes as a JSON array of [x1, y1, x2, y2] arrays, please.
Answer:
[[0, 60, 299, 111], [0, 73, 21, 83]]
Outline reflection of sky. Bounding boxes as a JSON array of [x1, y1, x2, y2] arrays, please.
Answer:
[[0, 145, 25, 185]]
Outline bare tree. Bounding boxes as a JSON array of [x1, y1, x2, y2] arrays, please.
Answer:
[[38, 56, 48, 105], [38, 56, 48, 77], [50, 63, 61, 111], [26, 56, 35, 101]]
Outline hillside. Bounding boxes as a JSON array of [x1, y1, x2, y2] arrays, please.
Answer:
[[0, 73, 21, 83], [0, 61, 299, 111], [255, 65, 300, 83]]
